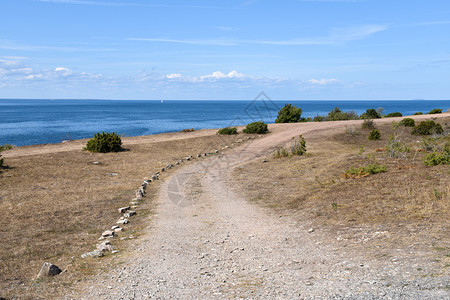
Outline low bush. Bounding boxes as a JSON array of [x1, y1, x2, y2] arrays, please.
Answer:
[[325, 107, 359, 121], [217, 127, 237, 135], [423, 151, 450, 166], [343, 163, 387, 179], [428, 108, 442, 114], [313, 115, 325, 122], [386, 112, 402, 117], [386, 134, 410, 158], [412, 120, 444, 135], [362, 119, 375, 129], [181, 128, 195, 132], [413, 112, 423, 115], [360, 108, 381, 119], [368, 129, 381, 140], [243, 121, 268, 134], [399, 118, 415, 127], [275, 104, 302, 123], [345, 126, 360, 136], [273, 147, 290, 158], [291, 135, 307, 155], [84, 132, 122, 153], [0, 144, 13, 151]]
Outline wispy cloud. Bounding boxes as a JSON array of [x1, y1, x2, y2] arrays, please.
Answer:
[[129, 24, 387, 46], [0, 39, 116, 52], [36, 0, 237, 9]]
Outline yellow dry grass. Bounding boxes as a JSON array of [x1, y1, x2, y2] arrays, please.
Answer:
[[0, 130, 247, 299], [233, 118, 450, 268]]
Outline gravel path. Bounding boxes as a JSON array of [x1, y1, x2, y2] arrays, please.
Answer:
[[74, 118, 449, 299]]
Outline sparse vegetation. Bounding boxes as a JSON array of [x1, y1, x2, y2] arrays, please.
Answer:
[[423, 151, 450, 166], [291, 135, 307, 155], [368, 129, 381, 140], [181, 128, 195, 132], [362, 119, 375, 129], [0, 143, 13, 151], [273, 147, 290, 158], [217, 127, 237, 135], [412, 120, 444, 135], [275, 104, 303, 123], [399, 118, 415, 127], [386, 112, 402, 117], [385, 134, 410, 158], [343, 163, 387, 179], [243, 121, 268, 134], [84, 131, 122, 153], [345, 126, 360, 136], [428, 108, 442, 114]]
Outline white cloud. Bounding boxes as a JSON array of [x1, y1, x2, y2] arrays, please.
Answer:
[[55, 67, 73, 76], [166, 73, 182, 79], [308, 78, 340, 85], [200, 70, 247, 80], [129, 24, 387, 47]]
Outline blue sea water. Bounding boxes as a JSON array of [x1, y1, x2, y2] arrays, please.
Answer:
[[0, 99, 449, 146]]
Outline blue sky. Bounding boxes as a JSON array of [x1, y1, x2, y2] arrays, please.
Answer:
[[1, 0, 449, 100]]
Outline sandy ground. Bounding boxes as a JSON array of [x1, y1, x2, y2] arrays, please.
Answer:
[[61, 113, 450, 299]]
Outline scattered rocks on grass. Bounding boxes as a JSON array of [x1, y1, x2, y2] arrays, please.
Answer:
[[118, 206, 130, 213], [102, 230, 115, 238], [124, 211, 136, 218], [117, 218, 129, 225], [97, 241, 115, 252]]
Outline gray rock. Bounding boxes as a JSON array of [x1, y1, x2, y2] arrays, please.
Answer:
[[124, 211, 136, 218], [97, 241, 115, 252], [102, 230, 115, 238], [117, 218, 129, 224], [81, 250, 104, 259], [215, 150, 219, 153], [37, 262, 62, 278], [118, 206, 130, 213], [114, 227, 124, 233], [161, 167, 165, 172]]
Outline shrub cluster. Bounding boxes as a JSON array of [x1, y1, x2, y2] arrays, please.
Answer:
[[243, 121, 268, 134], [343, 163, 387, 179], [325, 107, 359, 121], [421, 136, 450, 166], [413, 112, 423, 115], [385, 134, 410, 158], [275, 104, 302, 123], [217, 127, 237, 135], [360, 108, 381, 119], [385, 112, 402, 118], [399, 118, 415, 127], [361, 119, 375, 129], [273, 147, 290, 158], [428, 108, 442, 114], [368, 129, 381, 140], [412, 120, 444, 135], [423, 151, 450, 166], [84, 132, 122, 153], [181, 128, 195, 132]]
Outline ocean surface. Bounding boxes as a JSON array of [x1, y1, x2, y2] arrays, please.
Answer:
[[1, 99, 449, 146]]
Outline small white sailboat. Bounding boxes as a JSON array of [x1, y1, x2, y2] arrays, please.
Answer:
[[161, 100, 164, 103]]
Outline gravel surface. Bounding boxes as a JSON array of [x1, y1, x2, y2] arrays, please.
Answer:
[[71, 119, 449, 299]]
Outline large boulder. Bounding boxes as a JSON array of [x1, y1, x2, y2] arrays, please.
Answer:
[[37, 262, 62, 278]]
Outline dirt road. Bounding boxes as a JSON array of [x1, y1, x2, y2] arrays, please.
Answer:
[[73, 115, 449, 299]]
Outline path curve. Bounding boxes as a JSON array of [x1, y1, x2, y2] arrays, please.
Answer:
[[75, 115, 449, 299]]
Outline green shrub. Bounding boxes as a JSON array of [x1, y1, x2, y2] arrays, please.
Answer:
[[412, 120, 444, 135], [344, 163, 387, 179], [413, 112, 423, 115], [273, 147, 290, 158], [217, 127, 237, 135], [428, 108, 442, 114], [325, 107, 359, 121], [291, 135, 306, 155], [243, 121, 268, 134], [360, 108, 381, 119], [423, 152, 450, 166], [368, 129, 381, 140], [313, 115, 325, 122], [399, 118, 415, 127], [362, 119, 375, 129], [386, 112, 402, 118], [300, 117, 312, 122], [275, 104, 302, 123], [0, 144, 13, 151], [84, 132, 122, 153]]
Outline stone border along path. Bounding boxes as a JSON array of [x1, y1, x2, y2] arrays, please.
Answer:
[[79, 137, 255, 260]]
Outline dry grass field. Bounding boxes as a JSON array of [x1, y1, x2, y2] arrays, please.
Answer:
[[0, 130, 248, 299], [233, 117, 450, 272]]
